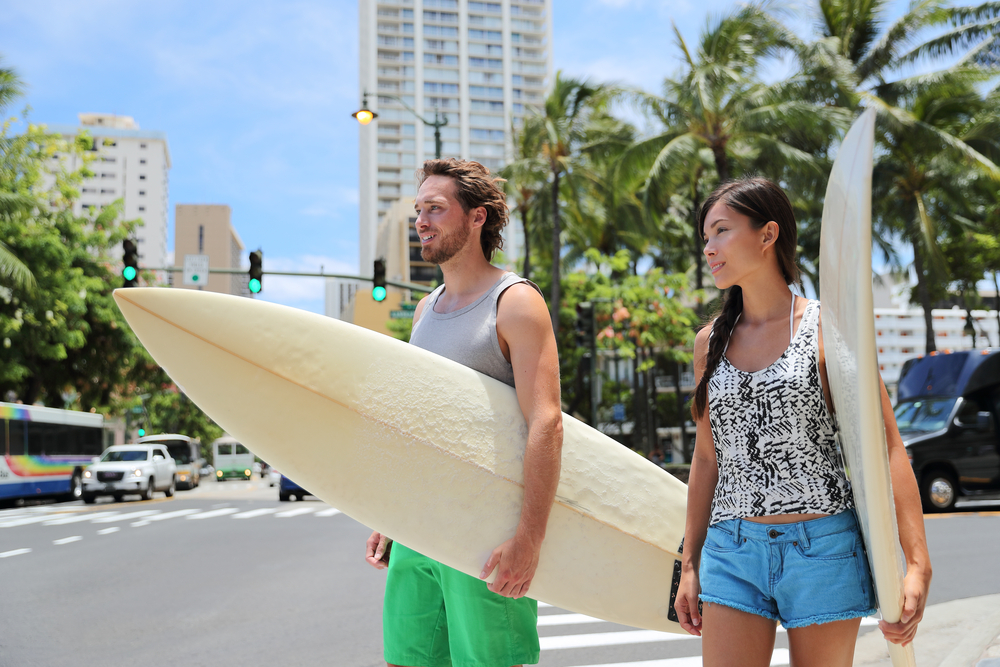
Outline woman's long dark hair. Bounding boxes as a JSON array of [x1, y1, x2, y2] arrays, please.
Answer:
[[691, 178, 800, 420]]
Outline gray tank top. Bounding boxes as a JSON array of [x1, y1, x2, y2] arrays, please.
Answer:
[[409, 272, 540, 387]]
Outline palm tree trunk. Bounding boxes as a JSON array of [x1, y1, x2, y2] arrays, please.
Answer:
[[912, 243, 936, 353], [550, 168, 561, 336], [521, 207, 531, 282], [712, 144, 730, 184], [690, 169, 704, 317]]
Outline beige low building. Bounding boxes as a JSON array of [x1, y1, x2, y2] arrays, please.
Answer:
[[173, 204, 250, 296]]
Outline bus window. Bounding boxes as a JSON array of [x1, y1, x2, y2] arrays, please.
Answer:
[[217, 443, 232, 456], [235, 444, 250, 455]]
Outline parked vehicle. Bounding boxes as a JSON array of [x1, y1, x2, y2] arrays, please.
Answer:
[[212, 436, 253, 481], [895, 348, 1000, 511], [82, 444, 177, 503], [279, 475, 311, 502], [137, 434, 203, 490]]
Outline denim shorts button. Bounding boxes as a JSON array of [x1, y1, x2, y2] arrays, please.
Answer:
[[769, 530, 778, 538]]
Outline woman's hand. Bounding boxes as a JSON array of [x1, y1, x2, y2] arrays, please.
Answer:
[[878, 567, 931, 646], [674, 569, 703, 637]]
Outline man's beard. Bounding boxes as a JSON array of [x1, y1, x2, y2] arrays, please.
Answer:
[[421, 220, 472, 265]]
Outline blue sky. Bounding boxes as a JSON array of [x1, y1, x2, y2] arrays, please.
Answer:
[[2, 0, 911, 314]]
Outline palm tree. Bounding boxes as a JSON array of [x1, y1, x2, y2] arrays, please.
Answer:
[[0, 58, 35, 291], [518, 73, 607, 335], [500, 118, 548, 282]]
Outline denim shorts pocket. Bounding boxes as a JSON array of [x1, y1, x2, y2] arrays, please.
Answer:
[[792, 530, 858, 561], [703, 525, 742, 554]]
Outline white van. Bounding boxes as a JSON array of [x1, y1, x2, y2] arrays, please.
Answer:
[[212, 436, 254, 481]]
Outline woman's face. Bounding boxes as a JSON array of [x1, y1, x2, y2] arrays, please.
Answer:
[[702, 202, 776, 290]]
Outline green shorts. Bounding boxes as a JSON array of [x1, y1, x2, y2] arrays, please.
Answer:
[[383, 542, 539, 667]]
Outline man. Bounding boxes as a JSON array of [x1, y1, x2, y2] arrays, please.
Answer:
[[365, 158, 564, 667]]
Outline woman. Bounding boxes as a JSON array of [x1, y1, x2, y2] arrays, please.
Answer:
[[673, 178, 931, 666]]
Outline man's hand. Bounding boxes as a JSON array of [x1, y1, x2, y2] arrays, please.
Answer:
[[365, 531, 392, 570], [479, 535, 539, 598]]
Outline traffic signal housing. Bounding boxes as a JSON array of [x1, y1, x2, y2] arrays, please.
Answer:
[[122, 239, 139, 287], [372, 259, 387, 302], [575, 301, 595, 347], [248, 250, 263, 293]]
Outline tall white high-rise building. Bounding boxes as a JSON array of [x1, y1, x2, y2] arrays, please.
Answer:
[[46, 113, 170, 271], [357, 0, 552, 272]]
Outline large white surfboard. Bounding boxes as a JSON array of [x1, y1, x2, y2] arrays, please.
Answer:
[[820, 108, 915, 667], [114, 288, 689, 633]]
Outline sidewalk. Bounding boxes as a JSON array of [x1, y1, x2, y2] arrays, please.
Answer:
[[854, 593, 1000, 666]]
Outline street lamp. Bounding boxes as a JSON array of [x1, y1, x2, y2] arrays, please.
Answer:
[[352, 89, 447, 159]]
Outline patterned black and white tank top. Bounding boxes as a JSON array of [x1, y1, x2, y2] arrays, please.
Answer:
[[708, 297, 853, 525]]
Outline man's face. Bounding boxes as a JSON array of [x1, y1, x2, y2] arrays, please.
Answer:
[[414, 175, 477, 265]]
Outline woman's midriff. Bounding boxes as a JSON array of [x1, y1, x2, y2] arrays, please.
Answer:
[[744, 513, 830, 525]]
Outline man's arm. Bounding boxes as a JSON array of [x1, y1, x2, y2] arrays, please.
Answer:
[[480, 282, 563, 598]]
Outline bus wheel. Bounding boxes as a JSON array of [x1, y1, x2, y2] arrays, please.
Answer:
[[143, 478, 155, 501], [165, 477, 175, 498], [921, 469, 957, 512], [67, 472, 83, 501]]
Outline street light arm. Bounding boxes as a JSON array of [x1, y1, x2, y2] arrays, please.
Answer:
[[375, 91, 444, 129]]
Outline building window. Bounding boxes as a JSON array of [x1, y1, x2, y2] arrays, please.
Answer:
[[139, 190, 146, 196], [140, 158, 147, 165], [140, 143, 147, 149], [100, 189, 116, 194], [138, 206, 146, 212]]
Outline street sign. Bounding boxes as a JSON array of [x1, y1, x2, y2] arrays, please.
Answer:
[[613, 403, 626, 422], [390, 310, 414, 319], [183, 254, 210, 286]]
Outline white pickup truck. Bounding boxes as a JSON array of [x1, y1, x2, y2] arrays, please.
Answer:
[[82, 444, 177, 503]]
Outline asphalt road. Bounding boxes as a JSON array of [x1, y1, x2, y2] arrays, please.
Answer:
[[1, 482, 998, 667]]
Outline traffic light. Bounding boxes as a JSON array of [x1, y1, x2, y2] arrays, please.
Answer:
[[248, 250, 263, 293], [122, 239, 139, 287], [372, 259, 387, 302], [137, 428, 146, 437], [575, 301, 595, 347]]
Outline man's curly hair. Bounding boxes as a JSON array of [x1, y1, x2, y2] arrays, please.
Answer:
[[416, 158, 508, 261]]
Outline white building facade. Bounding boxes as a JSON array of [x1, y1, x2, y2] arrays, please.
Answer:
[[46, 113, 170, 271], [357, 0, 552, 273]]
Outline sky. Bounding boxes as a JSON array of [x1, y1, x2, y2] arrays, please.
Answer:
[[1, 0, 911, 314]]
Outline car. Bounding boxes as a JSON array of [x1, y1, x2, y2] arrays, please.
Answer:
[[82, 444, 177, 503], [279, 475, 311, 502]]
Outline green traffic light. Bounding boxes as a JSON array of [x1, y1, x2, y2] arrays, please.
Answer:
[[372, 286, 387, 302], [137, 428, 145, 436], [123, 266, 137, 281], [249, 278, 261, 293]]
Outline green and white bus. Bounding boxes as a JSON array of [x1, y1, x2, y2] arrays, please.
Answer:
[[212, 436, 254, 481]]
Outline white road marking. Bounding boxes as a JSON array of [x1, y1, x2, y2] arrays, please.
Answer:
[[0, 548, 32, 558], [540, 630, 691, 650], [315, 507, 342, 517], [274, 506, 318, 518], [232, 508, 280, 519], [0, 514, 65, 528], [537, 613, 606, 627], [139, 509, 201, 522], [92, 510, 161, 524], [97, 527, 120, 535], [44, 511, 120, 525], [565, 649, 791, 667], [53, 536, 82, 545], [187, 508, 240, 520]]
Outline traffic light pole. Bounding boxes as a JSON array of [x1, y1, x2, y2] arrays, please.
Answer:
[[137, 266, 435, 294]]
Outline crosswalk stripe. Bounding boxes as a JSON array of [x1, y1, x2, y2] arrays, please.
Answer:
[[142, 509, 202, 521], [97, 527, 120, 535], [540, 630, 690, 651], [275, 506, 318, 518], [315, 507, 342, 517], [53, 536, 83, 545], [233, 508, 280, 519], [0, 548, 32, 558], [43, 511, 120, 525], [537, 613, 606, 627], [0, 514, 67, 528], [564, 648, 791, 667], [92, 510, 161, 523], [187, 508, 240, 520]]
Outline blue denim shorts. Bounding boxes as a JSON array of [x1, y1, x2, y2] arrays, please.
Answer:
[[699, 510, 877, 628]]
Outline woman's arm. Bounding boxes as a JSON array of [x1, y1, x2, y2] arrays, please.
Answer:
[[877, 377, 932, 646], [674, 326, 720, 636]]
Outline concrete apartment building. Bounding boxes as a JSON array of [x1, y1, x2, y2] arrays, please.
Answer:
[[173, 204, 251, 297], [47, 113, 170, 271], [357, 0, 552, 274]]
